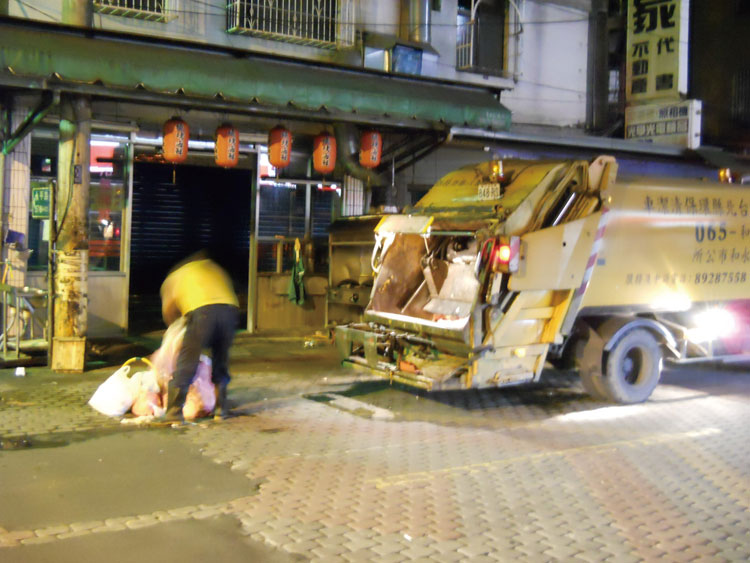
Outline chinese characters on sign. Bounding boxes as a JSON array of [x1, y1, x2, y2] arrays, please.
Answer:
[[31, 183, 51, 219], [642, 193, 749, 218], [626, 0, 686, 103], [623, 192, 750, 287], [625, 99, 701, 148]]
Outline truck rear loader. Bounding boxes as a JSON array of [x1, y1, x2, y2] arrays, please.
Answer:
[[335, 156, 750, 403]]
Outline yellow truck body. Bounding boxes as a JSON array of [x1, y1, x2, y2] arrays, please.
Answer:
[[335, 156, 750, 403]]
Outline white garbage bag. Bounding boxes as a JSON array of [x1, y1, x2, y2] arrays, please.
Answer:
[[88, 364, 137, 417]]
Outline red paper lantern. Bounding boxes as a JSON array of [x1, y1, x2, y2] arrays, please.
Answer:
[[215, 124, 239, 168], [313, 132, 337, 175], [163, 118, 189, 163], [359, 130, 382, 169], [268, 126, 293, 169]]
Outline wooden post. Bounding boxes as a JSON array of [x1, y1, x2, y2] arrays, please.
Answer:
[[52, 95, 90, 372]]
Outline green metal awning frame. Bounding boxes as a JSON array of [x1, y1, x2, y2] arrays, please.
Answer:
[[0, 18, 511, 132]]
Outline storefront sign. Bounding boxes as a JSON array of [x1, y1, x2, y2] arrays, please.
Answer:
[[625, 99, 702, 148], [625, 0, 689, 103]]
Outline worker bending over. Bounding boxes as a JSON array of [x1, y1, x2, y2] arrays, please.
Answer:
[[161, 253, 240, 420]]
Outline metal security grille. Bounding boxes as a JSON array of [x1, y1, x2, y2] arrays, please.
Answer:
[[93, 0, 170, 22], [226, 0, 355, 49]]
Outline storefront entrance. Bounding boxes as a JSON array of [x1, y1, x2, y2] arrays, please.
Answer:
[[128, 162, 253, 333]]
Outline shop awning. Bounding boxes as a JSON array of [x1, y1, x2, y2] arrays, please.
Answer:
[[0, 18, 511, 131]]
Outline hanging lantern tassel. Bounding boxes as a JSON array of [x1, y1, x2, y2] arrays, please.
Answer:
[[163, 117, 189, 164], [215, 124, 239, 168], [313, 132, 337, 175], [268, 126, 293, 169], [359, 130, 382, 169]]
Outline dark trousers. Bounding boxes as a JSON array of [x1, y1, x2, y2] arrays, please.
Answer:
[[173, 304, 239, 392]]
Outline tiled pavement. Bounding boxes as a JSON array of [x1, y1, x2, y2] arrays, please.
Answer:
[[1, 337, 749, 561]]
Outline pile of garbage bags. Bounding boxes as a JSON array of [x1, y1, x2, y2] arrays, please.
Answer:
[[88, 318, 216, 420]]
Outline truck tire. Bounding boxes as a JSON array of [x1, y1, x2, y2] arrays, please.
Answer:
[[577, 332, 609, 401], [580, 366, 609, 401], [602, 328, 662, 403]]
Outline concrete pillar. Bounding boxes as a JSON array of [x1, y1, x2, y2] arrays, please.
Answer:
[[52, 95, 90, 373]]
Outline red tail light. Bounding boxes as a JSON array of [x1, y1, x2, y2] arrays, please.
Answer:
[[491, 236, 520, 273], [496, 243, 511, 264]]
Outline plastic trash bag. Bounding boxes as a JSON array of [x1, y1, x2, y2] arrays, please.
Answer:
[[88, 364, 137, 417], [150, 317, 187, 379], [183, 355, 215, 420], [150, 319, 217, 419], [130, 370, 167, 417]]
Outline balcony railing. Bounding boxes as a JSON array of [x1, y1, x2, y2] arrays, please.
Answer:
[[93, 0, 172, 22], [226, 0, 355, 49]]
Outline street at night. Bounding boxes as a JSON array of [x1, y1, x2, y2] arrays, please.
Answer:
[[2, 1, 750, 561], [2, 336, 748, 561]]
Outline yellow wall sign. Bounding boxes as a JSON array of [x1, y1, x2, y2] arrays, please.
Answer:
[[625, 0, 685, 103]]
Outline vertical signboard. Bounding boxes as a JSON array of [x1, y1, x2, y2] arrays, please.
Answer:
[[31, 181, 52, 219], [626, 0, 688, 103]]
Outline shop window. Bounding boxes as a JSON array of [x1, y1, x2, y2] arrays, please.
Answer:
[[256, 182, 335, 274], [28, 136, 128, 273], [89, 139, 128, 272]]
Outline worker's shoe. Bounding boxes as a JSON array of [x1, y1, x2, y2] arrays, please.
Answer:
[[163, 387, 188, 423], [214, 383, 229, 421]]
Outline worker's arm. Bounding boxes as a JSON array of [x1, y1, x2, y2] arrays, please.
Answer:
[[162, 296, 180, 326], [160, 275, 181, 325]]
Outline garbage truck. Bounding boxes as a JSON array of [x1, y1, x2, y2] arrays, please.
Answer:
[[335, 156, 750, 403]]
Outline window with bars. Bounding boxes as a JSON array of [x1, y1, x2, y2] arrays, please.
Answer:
[[226, 0, 355, 49], [93, 0, 171, 22], [456, 0, 507, 76]]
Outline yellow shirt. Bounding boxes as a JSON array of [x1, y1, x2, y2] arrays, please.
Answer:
[[161, 259, 239, 316]]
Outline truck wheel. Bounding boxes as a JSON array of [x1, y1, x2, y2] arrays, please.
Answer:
[[580, 367, 609, 401], [602, 328, 662, 403], [578, 333, 609, 401]]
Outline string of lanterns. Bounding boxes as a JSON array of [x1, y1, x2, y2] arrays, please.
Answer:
[[163, 118, 382, 173]]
